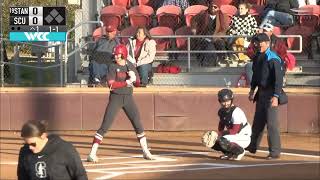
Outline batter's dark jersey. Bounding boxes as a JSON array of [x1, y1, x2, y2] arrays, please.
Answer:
[[17, 134, 87, 180], [107, 61, 140, 94]]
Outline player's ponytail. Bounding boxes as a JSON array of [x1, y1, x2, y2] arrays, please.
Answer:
[[21, 120, 48, 138]]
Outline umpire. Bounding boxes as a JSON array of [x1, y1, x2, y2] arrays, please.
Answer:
[[246, 33, 284, 160]]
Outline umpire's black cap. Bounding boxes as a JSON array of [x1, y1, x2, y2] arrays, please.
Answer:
[[256, 33, 270, 42]]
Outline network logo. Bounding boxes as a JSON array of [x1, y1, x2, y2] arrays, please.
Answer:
[[9, 32, 66, 42]]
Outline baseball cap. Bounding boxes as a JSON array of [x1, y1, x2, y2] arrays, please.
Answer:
[[105, 25, 117, 32], [262, 23, 274, 32], [256, 33, 270, 42]]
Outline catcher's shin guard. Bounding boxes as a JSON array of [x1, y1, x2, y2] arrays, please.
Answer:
[[218, 137, 244, 156], [137, 133, 155, 160]]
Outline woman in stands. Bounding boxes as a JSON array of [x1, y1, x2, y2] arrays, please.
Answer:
[[227, 2, 258, 65], [17, 120, 87, 180], [127, 26, 157, 87]]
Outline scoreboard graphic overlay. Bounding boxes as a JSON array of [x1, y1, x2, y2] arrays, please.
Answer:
[[9, 6, 67, 42]]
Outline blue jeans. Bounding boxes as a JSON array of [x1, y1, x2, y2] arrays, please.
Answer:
[[260, 10, 294, 27], [91, 61, 108, 80], [245, 62, 253, 85], [137, 64, 152, 85]]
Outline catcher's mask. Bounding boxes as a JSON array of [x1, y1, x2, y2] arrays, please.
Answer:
[[218, 88, 234, 103], [201, 130, 218, 148]]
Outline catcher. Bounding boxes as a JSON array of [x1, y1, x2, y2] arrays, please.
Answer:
[[202, 89, 252, 160]]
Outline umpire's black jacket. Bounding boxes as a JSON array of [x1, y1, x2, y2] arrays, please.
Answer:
[[251, 47, 284, 98]]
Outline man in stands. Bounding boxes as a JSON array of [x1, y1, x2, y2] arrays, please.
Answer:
[[260, 0, 299, 28], [190, 0, 230, 66], [89, 25, 120, 86]]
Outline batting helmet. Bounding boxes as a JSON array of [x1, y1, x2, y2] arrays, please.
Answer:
[[218, 88, 234, 102], [113, 44, 128, 60], [201, 130, 218, 148]]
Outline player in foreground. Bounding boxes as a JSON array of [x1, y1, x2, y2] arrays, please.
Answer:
[[202, 89, 252, 160], [17, 120, 87, 180], [87, 44, 154, 162]]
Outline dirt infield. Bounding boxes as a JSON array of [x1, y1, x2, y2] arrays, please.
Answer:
[[1, 131, 319, 180]]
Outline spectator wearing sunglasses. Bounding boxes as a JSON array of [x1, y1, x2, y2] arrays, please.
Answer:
[[17, 120, 87, 180], [190, 0, 230, 66]]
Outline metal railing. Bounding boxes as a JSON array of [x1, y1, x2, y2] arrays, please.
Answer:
[[120, 34, 302, 71], [64, 21, 103, 84], [0, 38, 64, 87]]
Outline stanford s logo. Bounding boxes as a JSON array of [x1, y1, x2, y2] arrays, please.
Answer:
[[35, 161, 47, 178]]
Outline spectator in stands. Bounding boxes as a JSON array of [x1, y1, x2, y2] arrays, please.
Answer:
[[189, 0, 207, 5], [18, 120, 87, 180], [260, 0, 299, 28], [246, 33, 285, 160], [190, 0, 230, 66], [89, 25, 120, 86], [260, 23, 289, 63], [162, 0, 190, 10], [227, 2, 258, 65], [127, 27, 157, 86], [297, 0, 318, 7]]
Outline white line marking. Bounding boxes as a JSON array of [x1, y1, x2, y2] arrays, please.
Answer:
[[84, 156, 176, 167], [81, 151, 209, 161], [255, 150, 320, 159], [88, 161, 319, 175], [86, 163, 240, 172]]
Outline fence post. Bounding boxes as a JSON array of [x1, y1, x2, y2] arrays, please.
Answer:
[[187, 37, 191, 72], [13, 45, 20, 85]]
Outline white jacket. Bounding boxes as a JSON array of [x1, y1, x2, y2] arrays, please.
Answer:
[[127, 38, 157, 67]]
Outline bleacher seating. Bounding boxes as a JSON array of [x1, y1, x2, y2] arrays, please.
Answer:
[[175, 26, 193, 50], [149, 26, 174, 54], [112, 0, 131, 9], [100, 5, 127, 30], [120, 26, 137, 44], [184, 5, 208, 27], [156, 5, 182, 30], [128, 5, 154, 28]]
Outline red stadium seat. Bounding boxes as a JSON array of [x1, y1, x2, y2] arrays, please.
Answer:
[[149, 26, 174, 54], [156, 5, 182, 30], [112, 0, 130, 9], [212, 0, 233, 7], [128, 5, 154, 28], [220, 5, 238, 25], [120, 26, 138, 44], [175, 26, 193, 50], [284, 25, 313, 52], [138, 0, 152, 6], [100, 5, 127, 30], [184, 5, 208, 27]]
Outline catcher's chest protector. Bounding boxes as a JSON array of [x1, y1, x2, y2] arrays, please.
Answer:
[[218, 106, 237, 129]]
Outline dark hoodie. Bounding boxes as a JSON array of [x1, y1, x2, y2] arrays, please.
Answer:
[[17, 134, 87, 180]]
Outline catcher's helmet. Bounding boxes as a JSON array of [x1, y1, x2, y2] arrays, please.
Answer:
[[218, 88, 234, 102], [113, 44, 128, 59]]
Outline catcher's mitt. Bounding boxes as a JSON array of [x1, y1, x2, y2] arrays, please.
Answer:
[[201, 130, 218, 148]]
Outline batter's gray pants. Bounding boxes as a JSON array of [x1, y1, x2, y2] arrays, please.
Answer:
[[97, 93, 144, 136]]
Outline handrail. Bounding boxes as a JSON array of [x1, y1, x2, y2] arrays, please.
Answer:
[[64, 21, 103, 85], [3, 62, 60, 69]]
